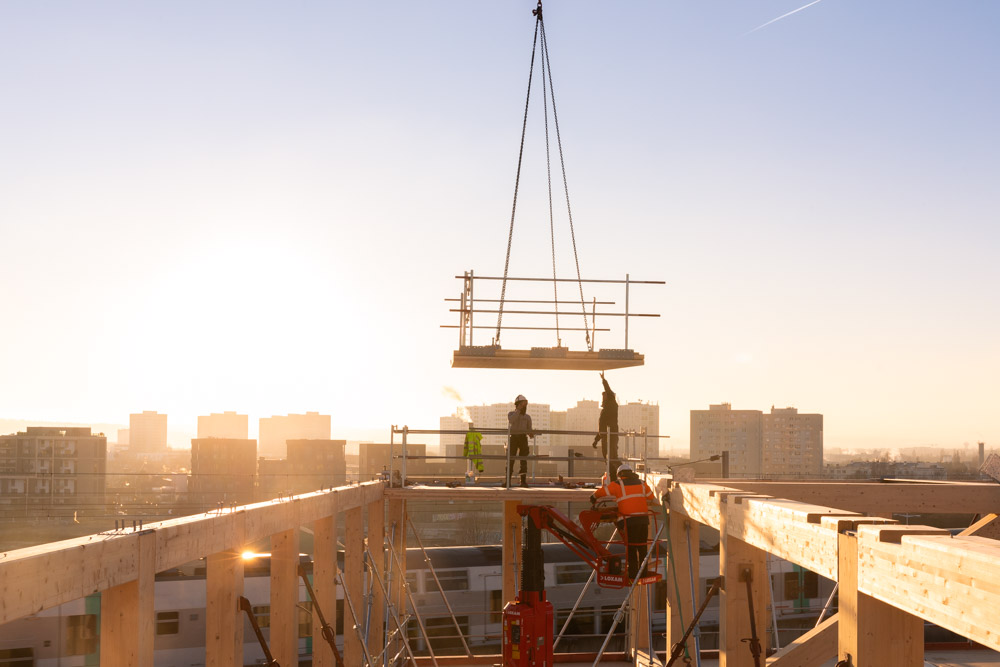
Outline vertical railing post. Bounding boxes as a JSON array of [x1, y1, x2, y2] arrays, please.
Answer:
[[401, 426, 408, 486], [624, 272, 630, 349]]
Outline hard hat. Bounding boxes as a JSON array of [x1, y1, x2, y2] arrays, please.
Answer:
[[515, 394, 528, 404], [617, 462, 633, 475]]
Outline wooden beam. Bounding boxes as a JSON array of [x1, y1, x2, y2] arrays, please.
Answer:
[[367, 495, 386, 659], [710, 480, 1000, 515], [206, 549, 244, 667], [343, 506, 364, 666], [856, 527, 1000, 652], [501, 500, 523, 607], [385, 485, 593, 503], [719, 495, 769, 667], [0, 482, 382, 626], [727, 496, 860, 580], [99, 531, 155, 667], [959, 513, 1000, 540], [270, 528, 300, 667], [312, 513, 337, 667], [839, 532, 924, 666], [766, 613, 837, 666]]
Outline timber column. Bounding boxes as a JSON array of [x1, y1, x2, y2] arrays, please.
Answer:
[[838, 532, 924, 666], [719, 494, 770, 667]]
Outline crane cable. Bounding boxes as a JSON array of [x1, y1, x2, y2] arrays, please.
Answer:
[[496, 1, 592, 351]]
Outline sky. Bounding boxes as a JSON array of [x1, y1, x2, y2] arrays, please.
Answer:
[[1, 1, 997, 454]]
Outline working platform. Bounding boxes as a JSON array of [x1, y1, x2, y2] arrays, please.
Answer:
[[386, 483, 594, 502], [451, 345, 644, 370]]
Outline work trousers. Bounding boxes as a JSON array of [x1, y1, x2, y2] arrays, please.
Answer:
[[616, 515, 649, 580], [598, 431, 621, 481], [507, 434, 529, 486]]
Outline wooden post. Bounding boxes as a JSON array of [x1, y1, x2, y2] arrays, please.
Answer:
[[719, 497, 769, 667], [312, 513, 338, 667], [387, 498, 407, 625], [344, 506, 364, 666], [206, 549, 244, 667], [665, 502, 698, 654], [628, 585, 650, 659], [100, 531, 155, 667], [838, 533, 924, 666], [502, 500, 523, 606], [367, 495, 386, 658], [270, 528, 300, 667]]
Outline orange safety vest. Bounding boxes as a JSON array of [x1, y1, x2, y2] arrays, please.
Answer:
[[593, 476, 655, 516]]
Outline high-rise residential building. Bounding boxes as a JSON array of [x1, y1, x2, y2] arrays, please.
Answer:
[[763, 407, 823, 476], [466, 402, 551, 452], [129, 411, 168, 453], [439, 415, 469, 458], [189, 438, 257, 508], [197, 412, 249, 440], [690, 403, 823, 478], [116, 428, 129, 447], [0, 427, 107, 515], [286, 439, 347, 491], [258, 412, 331, 458]]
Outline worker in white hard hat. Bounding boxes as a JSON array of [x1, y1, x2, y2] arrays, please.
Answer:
[[506, 394, 535, 488], [591, 462, 658, 580]]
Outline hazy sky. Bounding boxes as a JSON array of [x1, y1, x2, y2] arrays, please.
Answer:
[[2, 1, 997, 453]]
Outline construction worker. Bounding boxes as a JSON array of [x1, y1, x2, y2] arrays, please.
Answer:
[[463, 423, 484, 478], [590, 462, 658, 580], [591, 372, 621, 480], [507, 394, 535, 488]]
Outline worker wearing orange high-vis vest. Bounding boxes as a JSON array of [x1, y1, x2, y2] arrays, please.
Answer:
[[591, 462, 659, 580]]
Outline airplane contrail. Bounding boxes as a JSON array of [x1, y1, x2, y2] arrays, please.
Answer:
[[745, 0, 826, 35]]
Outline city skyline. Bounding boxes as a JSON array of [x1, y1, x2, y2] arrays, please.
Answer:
[[1, 1, 997, 455]]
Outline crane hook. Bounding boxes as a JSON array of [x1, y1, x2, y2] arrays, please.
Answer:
[[532, 0, 542, 19]]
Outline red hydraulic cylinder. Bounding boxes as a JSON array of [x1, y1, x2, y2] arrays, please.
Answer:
[[502, 589, 553, 667]]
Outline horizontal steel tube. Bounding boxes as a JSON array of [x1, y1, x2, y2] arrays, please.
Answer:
[[441, 325, 610, 331], [449, 308, 659, 317], [454, 275, 665, 285]]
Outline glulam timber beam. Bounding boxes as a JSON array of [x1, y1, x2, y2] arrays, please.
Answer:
[[855, 525, 1000, 652], [385, 485, 594, 503], [0, 481, 383, 625], [766, 613, 837, 667], [708, 480, 1000, 515]]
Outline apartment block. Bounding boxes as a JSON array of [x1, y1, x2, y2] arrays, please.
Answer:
[[763, 407, 823, 476], [197, 412, 249, 440], [189, 438, 257, 508], [690, 403, 823, 478], [0, 427, 107, 515], [258, 412, 331, 459], [129, 411, 168, 453]]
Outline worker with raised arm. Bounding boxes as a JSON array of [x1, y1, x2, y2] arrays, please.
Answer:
[[591, 371, 621, 480], [590, 462, 658, 580], [507, 394, 535, 488], [463, 422, 484, 480]]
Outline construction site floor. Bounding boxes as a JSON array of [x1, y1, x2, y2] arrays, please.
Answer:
[[693, 650, 1000, 667]]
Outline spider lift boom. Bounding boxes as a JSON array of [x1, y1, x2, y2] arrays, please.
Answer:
[[502, 504, 661, 666]]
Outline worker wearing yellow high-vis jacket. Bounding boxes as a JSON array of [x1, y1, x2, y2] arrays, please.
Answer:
[[463, 423, 484, 476]]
